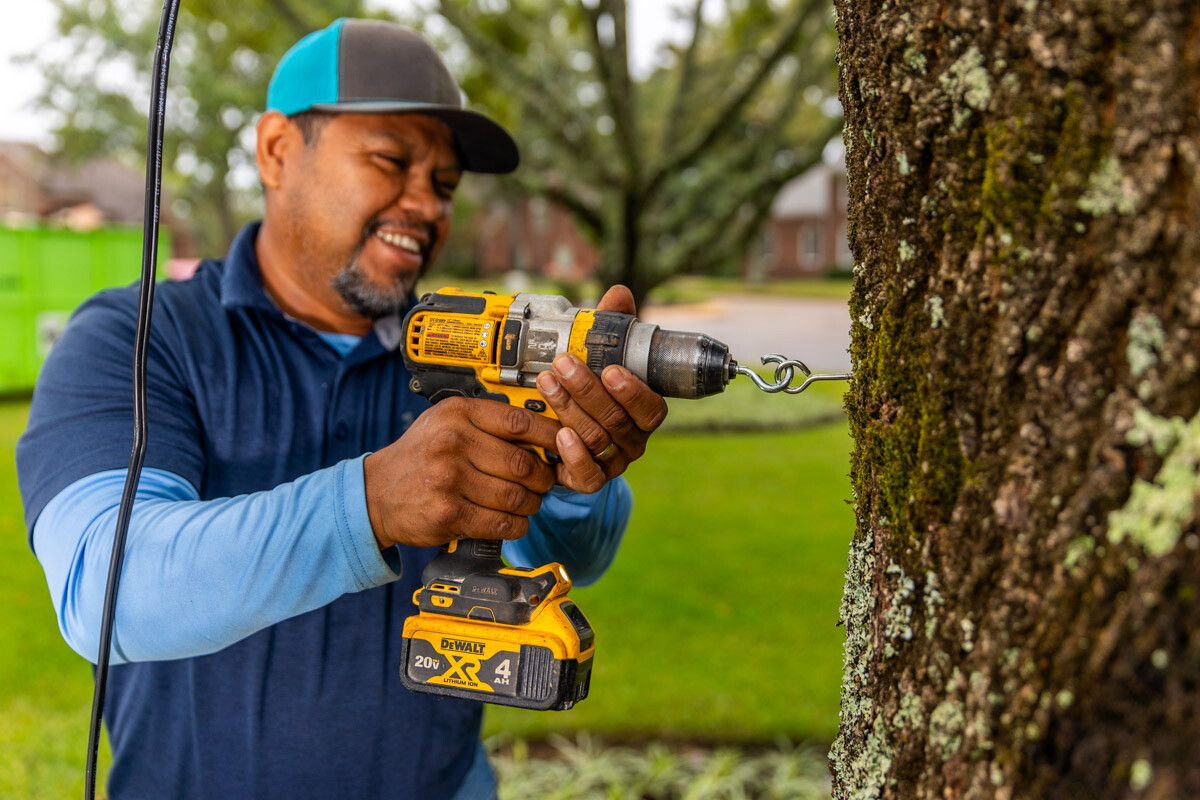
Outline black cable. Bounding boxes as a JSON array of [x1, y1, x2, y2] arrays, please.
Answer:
[[84, 1, 180, 797]]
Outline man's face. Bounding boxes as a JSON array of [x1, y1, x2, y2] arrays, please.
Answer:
[[276, 112, 462, 318]]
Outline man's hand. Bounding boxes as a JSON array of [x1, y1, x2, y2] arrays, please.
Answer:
[[363, 397, 559, 549], [535, 285, 669, 493]]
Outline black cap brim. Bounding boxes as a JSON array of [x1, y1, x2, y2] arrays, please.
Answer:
[[311, 102, 519, 174]]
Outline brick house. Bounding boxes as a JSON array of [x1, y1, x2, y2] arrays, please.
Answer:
[[473, 195, 600, 282], [749, 154, 850, 279]]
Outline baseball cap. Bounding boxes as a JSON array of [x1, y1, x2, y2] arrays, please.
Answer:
[[267, 18, 519, 174]]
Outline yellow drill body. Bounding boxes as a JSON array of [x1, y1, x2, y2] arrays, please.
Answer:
[[398, 287, 737, 710]]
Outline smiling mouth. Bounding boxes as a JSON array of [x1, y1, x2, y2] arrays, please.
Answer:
[[374, 229, 423, 256]]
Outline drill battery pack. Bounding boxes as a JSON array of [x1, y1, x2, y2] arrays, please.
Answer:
[[399, 540, 595, 711]]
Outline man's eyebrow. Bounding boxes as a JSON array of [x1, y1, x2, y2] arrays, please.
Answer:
[[364, 129, 416, 151], [365, 128, 462, 173]]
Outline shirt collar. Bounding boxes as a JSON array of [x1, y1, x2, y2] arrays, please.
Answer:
[[219, 220, 410, 354], [219, 220, 277, 313]]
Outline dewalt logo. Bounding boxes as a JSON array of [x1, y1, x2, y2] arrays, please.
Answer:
[[440, 638, 486, 655]]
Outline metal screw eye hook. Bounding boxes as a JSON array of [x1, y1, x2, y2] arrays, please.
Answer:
[[785, 370, 854, 394], [762, 353, 812, 379], [764, 354, 853, 394], [733, 354, 799, 393], [734, 364, 790, 392], [734, 353, 853, 394]]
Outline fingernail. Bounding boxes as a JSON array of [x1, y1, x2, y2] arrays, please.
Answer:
[[553, 353, 580, 379], [537, 372, 561, 396], [557, 428, 579, 451], [603, 366, 627, 390]]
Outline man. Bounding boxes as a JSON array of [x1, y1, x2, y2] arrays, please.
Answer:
[[16, 19, 666, 800]]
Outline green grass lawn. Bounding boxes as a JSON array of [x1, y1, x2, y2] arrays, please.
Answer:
[[484, 421, 853, 744], [659, 369, 846, 434], [0, 392, 853, 797], [0, 401, 112, 798]]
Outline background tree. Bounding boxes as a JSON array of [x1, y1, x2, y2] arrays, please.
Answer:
[[437, 0, 841, 306], [831, 0, 1199, 796], [29, 0, 376, 254], [31, 1, 840, 295]]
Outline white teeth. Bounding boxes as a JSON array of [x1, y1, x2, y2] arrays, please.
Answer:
[[375, 230, 422, 254]]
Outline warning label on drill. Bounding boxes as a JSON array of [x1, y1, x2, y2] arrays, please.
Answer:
[[420, 315, 492, 362], [407, 634, 520, 696]]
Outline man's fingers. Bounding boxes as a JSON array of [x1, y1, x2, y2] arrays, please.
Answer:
[[460, 473, 544, 517], [464, 436, 556, 494], [549, 354, 641, 444], [554, 428, 608, 494], [596, 284, 636, 315], [601, 365, 668, 433], [454, 500, 530, 541], [448, 395, 562, 451], [536, 370, 613, 455]]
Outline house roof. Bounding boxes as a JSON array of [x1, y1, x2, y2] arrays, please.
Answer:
[[0, 139, 181, 228], [42, 157, 150, 223], [770, 150, 846, 219], [0, 141, 49, 185]]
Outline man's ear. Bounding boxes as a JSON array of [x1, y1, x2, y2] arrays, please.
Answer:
[[256, 111, 299, 191]]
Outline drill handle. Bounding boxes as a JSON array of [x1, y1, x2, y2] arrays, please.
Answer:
[[421, 538, 503, 587]]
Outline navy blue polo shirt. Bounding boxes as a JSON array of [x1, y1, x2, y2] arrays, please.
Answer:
[[18, 222, 485, 798]]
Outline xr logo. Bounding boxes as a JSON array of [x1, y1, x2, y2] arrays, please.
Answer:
[[442, 654, 482, 685]]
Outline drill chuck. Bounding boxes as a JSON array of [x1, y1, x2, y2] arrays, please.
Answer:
[[625, 323, 737, 400]]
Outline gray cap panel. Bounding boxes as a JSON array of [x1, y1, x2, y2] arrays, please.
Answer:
[[337, 20, 462, 108]]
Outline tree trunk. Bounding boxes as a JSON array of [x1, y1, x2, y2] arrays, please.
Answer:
[[831, 0, 1200, 797]]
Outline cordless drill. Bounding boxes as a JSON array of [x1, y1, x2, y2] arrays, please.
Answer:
[[397, 287, 745, 710]]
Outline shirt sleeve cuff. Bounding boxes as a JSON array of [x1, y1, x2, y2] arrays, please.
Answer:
[[542, 483, 609, 517], [334, 455, 402, 589]]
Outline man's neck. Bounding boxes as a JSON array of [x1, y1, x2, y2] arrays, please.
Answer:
[[255, 221, 373, 336]]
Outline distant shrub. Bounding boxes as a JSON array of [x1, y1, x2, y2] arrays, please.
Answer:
[[489, 734, 831, 800]]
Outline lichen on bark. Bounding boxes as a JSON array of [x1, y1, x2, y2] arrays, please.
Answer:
[[831, 0, 1200, 796]]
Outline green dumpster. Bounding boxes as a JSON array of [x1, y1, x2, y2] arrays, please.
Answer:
[[0, 223, 170, 393]]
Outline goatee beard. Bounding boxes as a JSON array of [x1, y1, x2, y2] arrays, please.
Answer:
[[330, 259, 414, 320], [330, 218, 431, 319]]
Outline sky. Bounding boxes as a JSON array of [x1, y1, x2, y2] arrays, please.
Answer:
[[0, 0, 713, 144]]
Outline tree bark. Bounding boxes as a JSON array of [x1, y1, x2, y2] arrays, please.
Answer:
[[831, 0, 1200, 797]]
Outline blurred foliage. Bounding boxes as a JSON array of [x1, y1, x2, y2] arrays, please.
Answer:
[[434, 0, 841, 305], [25, 0, 382, 254], [489, 733, 831, 800], [28, 0, 840, 289]]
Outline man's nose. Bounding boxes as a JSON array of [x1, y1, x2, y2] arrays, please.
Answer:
[[395, 174, 444, 223]]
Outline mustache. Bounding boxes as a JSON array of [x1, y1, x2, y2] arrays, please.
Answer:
[[361, 214, 438, 256]]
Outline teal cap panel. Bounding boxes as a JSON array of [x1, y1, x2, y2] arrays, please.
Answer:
[[266, 18, 344, 115]]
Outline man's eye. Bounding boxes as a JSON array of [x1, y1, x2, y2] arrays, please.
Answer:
[[437, 182, 459, 198], [376, 154, 409, 171]]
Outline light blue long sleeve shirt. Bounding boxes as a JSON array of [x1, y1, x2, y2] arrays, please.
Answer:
[[34, 461, 631, 666]]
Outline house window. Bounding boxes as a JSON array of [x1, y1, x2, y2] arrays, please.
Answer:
[[798, 225, 821, 269], [836, 221, 851, 267], [552, 243, 575, 278], [529, 196, 549, 233]]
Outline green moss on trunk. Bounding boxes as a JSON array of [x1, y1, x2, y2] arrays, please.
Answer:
[[832, 0, 1200, 796]]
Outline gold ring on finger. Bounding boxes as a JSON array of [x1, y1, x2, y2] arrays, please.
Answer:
[[594, 441, 618, 462]]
